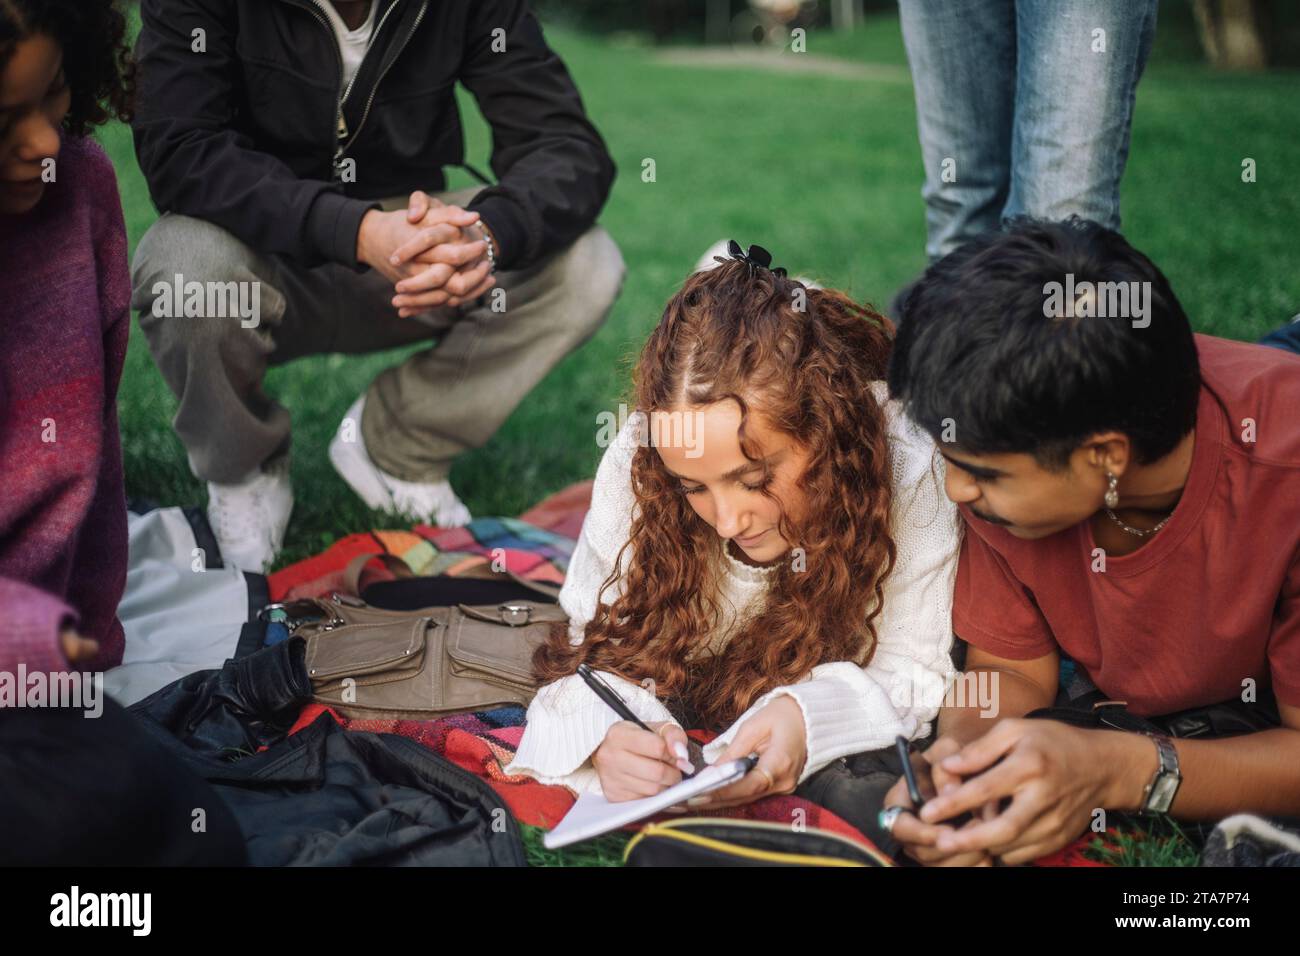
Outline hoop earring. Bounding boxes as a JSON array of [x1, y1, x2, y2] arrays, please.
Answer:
[[1104, 472, 1120, 510]]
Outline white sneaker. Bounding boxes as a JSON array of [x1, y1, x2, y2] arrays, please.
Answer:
[[207, 458, 294, 573], [328, 396, 473, 527]]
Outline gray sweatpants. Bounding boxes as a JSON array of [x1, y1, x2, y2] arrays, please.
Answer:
[[130, 187, 625, 485]]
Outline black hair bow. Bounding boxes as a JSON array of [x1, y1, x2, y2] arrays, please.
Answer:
[[725, 239, 787, 278]]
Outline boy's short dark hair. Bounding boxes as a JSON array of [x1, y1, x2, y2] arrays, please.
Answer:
[[887, 217, 1201, 469]]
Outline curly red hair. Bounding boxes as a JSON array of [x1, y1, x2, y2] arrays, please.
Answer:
[[535, 257, 897, 730]]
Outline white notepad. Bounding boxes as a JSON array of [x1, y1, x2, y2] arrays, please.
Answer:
[[543, 758, 754, 849]]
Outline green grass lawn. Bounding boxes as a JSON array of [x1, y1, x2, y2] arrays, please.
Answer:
[[99, 10, 1298, 866], [101, 13, 1300, 567]]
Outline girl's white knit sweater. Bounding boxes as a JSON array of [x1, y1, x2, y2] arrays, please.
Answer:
[[504, 382, 962, 795]]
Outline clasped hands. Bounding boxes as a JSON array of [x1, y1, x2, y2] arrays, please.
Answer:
[[356, 190, 497, 318], [883, 718, 1141, 866]]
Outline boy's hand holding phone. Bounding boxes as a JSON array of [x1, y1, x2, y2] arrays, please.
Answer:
[[885, 736, 999, 867]]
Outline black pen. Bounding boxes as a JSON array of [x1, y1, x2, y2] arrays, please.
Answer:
[[576, 662, 653, 732], [576, 663, 696, 777]]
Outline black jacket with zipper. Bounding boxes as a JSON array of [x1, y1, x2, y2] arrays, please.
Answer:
[[128, 637, 527, 866], [132, 0, 616, 271]]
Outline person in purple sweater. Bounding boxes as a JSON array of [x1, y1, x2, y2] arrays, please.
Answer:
[[0, 0, 135, 676], [0, 1, 246, 864]]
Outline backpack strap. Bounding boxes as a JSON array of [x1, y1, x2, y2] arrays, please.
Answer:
[[503, 570, 561, 602], [339, 552, 562, 604], [1025, 695, 1164, 736]]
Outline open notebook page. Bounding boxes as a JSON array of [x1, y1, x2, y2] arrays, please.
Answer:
[[543, 758, 754, 849]]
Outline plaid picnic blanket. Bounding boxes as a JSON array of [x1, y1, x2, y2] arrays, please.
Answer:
[[285, 701, 885, 850], [268, 481, 591, 601], [268, 480, 1142, 865], [268, 480, 890, 857]]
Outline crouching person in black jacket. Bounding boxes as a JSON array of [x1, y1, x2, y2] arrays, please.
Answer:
[[129, 0, 625, 571]]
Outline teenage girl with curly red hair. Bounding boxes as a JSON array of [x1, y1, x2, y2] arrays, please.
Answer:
[[507, 245, 963, 847]]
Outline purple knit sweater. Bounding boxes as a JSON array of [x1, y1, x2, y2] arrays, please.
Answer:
[[0, 135, 129, 674]]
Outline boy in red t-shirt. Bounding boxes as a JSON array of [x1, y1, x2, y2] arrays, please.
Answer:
[[882, 218, 1300, 865]]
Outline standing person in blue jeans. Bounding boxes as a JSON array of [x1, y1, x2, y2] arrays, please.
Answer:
[[897, 0, 1158, 264]]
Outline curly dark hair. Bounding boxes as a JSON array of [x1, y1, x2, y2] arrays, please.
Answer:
[[0, 0, 135, 136], [535, 258, 898, 730]]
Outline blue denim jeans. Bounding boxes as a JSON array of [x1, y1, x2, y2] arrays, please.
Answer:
[[899, 0, 1158, 261]]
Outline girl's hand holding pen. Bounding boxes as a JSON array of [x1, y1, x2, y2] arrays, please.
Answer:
[[592, 720, 695, 802]]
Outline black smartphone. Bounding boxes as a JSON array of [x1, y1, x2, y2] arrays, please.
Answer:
[[895, 735, 974, 828]]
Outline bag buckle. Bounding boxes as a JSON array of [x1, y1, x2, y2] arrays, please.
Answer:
[[258, 599, 344, 631], [498, 602, 532, 627], [258, 601, 293, 623]]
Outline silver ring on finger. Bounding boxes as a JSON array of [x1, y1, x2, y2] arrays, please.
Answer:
[[877, 804, 907, 836]]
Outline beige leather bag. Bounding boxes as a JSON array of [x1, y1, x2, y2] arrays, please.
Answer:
[[279, 593, 565, 720]]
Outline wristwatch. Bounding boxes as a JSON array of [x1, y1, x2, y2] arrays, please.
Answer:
[[1139, 733, 1182, 815]]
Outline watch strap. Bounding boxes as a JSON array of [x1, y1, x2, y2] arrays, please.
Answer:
[[1140, 733, 1182, 815]]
